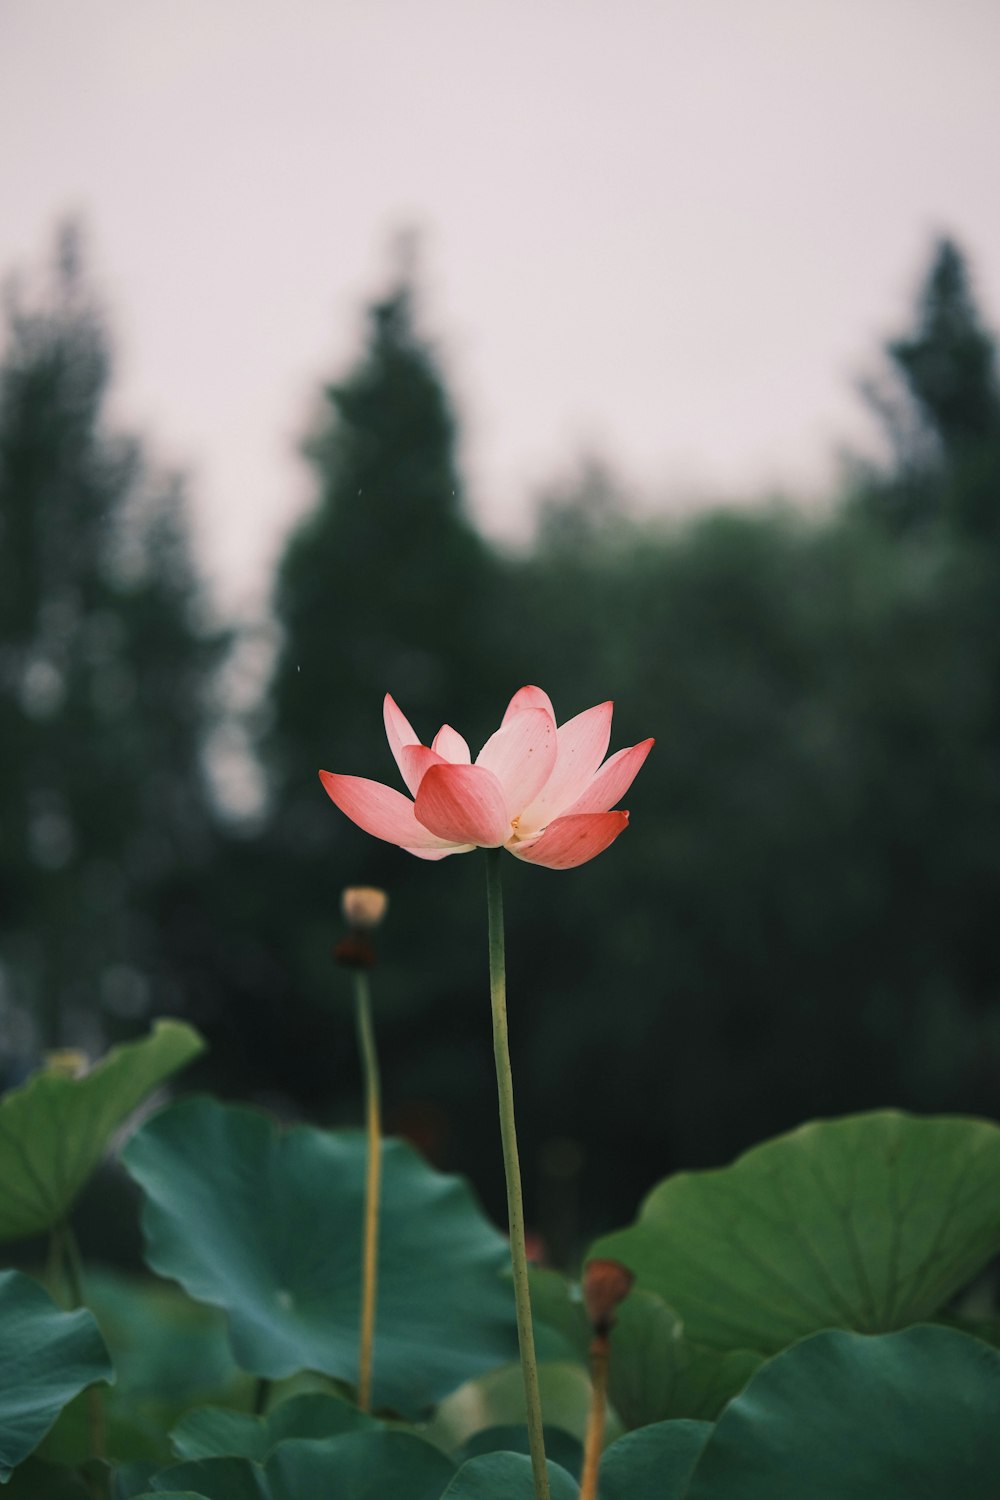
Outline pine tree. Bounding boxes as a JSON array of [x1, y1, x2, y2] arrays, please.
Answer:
[[861, 238, 1000, 538], [0, 227, 221, 1055], [890, 238, 1000, 459]]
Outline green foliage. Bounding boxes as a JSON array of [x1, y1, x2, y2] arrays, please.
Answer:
[[121, 1098, 517, 1415], [0, 1020, 203, 1241], [592, 1111, 1000, 1354], [0, 1269, 113, 1480], [684, 1325, 1000, 1499]]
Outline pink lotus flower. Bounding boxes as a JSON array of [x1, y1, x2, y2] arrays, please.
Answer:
[[319, 686, 653, 870]]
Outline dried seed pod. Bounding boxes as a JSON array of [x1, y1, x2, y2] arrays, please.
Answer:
[[582, 1257, 635, 1336]]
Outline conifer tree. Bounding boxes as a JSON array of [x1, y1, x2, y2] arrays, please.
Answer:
[[862, 238, 1000, 538], [890, 238, 1000, 460]]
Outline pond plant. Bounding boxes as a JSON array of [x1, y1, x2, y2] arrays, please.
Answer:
[[3, 687, 1000, 1499]]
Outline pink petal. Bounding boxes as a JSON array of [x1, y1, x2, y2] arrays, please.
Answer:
[[563, 738, 655, 816], [319, 771, 452, 849], [502, 686, 556, 725], [414, 763, 510, 847], [431, 724, 472, 763], [511, 811, 630, 869], [519, 701, 613, 832], [399, 743, 446, 793], [383, 694, 423, 796], [404, 842, 476, 861], [476, 706, 558, 819]]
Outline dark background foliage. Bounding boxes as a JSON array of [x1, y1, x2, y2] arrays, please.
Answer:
[[2, 228, 999, 1261]]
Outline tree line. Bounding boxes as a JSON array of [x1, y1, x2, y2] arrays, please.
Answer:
[[2, 225, 999, 1248]]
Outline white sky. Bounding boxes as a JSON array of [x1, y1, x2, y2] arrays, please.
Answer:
[[2, 0, 999, 617]]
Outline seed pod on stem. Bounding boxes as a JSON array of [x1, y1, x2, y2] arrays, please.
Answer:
[[579, 1258, 635, 1500]]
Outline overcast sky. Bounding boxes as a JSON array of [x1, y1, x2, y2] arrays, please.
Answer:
[[2, 0, 999, 616]]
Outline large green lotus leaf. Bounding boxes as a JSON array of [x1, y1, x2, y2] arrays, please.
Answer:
[[152, 1433, 455, 1500], [600, 1420, 712, 1500], [0, 1269, 114, 1481], [686, 1324, 1000, 1499], [0, 1021, 204, 1242], [439, 1452, 579, 1498], [592, 1111, 1000, 1354], [530, 1270, 760, 1424], [423, 1360, 615, 1453], [169, 1392, 378, 1461], [122, 1098, 517, 1416]]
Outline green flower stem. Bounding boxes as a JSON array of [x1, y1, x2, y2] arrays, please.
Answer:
[[354, 967, 382, 1412], [485, 847, 550, 1500]]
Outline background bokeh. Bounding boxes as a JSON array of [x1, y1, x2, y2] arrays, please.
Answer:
[[2, 3, 1000, 1266]]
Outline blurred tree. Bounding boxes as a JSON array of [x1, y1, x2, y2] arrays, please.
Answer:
[[890, 238, 1000, 460], [249, 264, 509, 1149], [504, 495, 1000, 1239], [268, 271, 496, 828], [0, 226, 222, 1060], [860, 238, 1000, 538]]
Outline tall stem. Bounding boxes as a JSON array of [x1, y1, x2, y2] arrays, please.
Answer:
[[354, 968, 382, 1412], [485, 848, 550, 1500]]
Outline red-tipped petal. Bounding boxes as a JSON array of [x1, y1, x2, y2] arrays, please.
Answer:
[[383, 694, 423, 795], [520, 701, 613, 831], [563, 738, 655, 816], [502, 685, 556, 725], [511, 810, 629, 869], [414, 763, 510, 847], [431, 724, 472, 763], [319, 771, 450, 849], [476, 706, 558, 818]]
